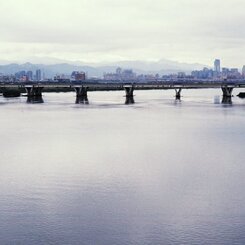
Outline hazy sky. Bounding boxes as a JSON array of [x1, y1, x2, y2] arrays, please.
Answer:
[[0, 0, 245, 66]]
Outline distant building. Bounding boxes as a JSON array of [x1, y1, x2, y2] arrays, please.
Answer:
[[103, 72, 119, 80], [221, 68, 241, 79], [15, 70, 26, 80], [26, 71, 33, 81], [177, 72, 186, 78], [54, 74, 67, 80], [214, 59, 221, 73], [230, 68, 240, 78], [121, 69, 136, 80], [222, 68, 229, 77], [20, 75, 29, 82], [242, 66, 245, 78], [104, 67, 136, 81], [35, 69, 42, 81], [191, 67, 213, 79], [71, 71, 86, 81], [0, 74, 16, 83], [137, 74, 159, 81]]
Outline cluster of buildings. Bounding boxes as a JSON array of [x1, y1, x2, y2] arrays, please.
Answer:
[[1, 59, 245, 83], [191, 59, 245, 80], [71, 71, 86, 81], [104, 68, 162, 81], [0, 70, 86, 83], [0, 74, 16, 83], [15, 69, 44, 82], [104, 68, 191, 81], [54, 71, 86, 82], [104, 68, 136, 81], [103, 59, 245, 81]]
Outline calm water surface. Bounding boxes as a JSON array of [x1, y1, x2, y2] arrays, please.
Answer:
[[0, 89, 245, 245]]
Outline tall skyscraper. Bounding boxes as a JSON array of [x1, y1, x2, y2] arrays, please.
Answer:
[[214, 59, 221, 73], [242, 65, 245, 78], [35, 69, 42, 81]]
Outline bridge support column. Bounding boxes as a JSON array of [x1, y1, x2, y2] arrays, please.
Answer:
[[221, 86, 234, 97], [222, 96, 232, 104], [124, 85, 134, 97], [175, 88, 182, 99], [74, 86, 89, 104], [25, 86, 43, 97], [74, 86, 88, 97], [27, 96, 44, 104], [75, 97, 89, 104], [125, 96, 135, 104]]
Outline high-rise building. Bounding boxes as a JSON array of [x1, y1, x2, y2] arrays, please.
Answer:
[[26, 71, 33, 81], [242, 66, 245, 78], [35, 69, 42, 81], [214, 59, 221, 73]]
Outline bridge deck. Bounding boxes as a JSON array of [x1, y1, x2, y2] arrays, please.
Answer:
[[0, 82, 245, 91]]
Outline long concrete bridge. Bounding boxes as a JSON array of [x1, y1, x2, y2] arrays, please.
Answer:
[[0, 81, 245, 104]]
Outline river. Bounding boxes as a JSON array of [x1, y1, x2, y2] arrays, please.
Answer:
[[0, 89, 245, 244]]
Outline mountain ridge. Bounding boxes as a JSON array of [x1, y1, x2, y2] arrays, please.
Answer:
[[0, 59, 209, 78]]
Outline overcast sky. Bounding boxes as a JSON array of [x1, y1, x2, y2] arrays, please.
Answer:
[[0, 0, 245, 67]]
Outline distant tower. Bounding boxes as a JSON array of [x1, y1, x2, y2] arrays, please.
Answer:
[[242, 66, 245, 78], [214, 59, 221, 73], [35, 69, 42, 81]]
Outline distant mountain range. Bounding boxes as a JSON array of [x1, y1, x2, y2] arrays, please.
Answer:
[[0, 59, 208, 78]]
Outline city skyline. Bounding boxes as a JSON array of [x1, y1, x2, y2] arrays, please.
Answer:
[[0, 0, 245, 67], [1, 58, 245, 82]]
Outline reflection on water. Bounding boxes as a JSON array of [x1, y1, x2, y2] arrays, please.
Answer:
[[0, 90, 245, 245], [214, 95, 233, 105], [174, 97, 182, 105], [27, 96, 44, 104], [75, 96, 89, 104], [214, 95, 220, 104]]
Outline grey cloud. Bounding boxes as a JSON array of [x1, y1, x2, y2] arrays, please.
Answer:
[[0, 0, 245, 66]]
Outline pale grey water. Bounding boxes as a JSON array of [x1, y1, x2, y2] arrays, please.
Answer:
[[0, 89, 245, 245]]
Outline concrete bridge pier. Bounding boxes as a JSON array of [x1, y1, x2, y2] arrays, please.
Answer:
[[27, 96, 44, 104], [125, 96, 135, 104], [222, 96, 232, 104], [75, 97, 89, 104], [175, 88, 182, 99], [74, 86, 88, 99], [124, 85, 134, 97], [25, 86, 43, 97], [74, 86, 89, 104], [221, 86, 234, 97]]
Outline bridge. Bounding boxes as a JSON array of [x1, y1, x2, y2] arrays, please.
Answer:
[[0, 80, 245, 103]]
